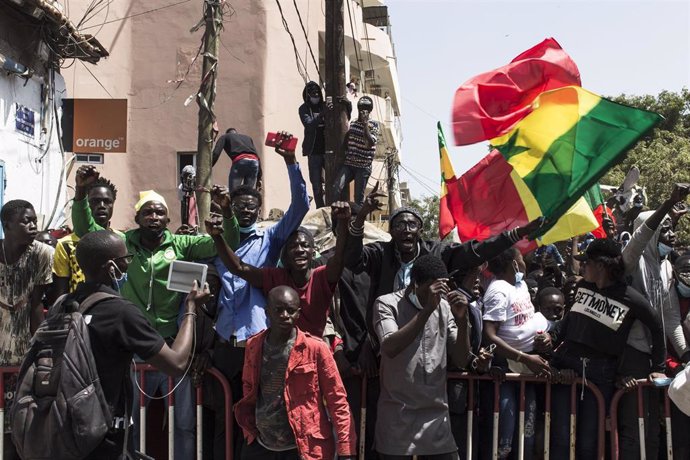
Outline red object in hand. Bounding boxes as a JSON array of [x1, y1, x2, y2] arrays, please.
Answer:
[[265, 132, 298, 151]]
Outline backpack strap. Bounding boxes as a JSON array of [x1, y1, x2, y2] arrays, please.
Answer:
[[78, 292, 119, 315]]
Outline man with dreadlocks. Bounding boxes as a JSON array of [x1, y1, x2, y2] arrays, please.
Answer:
[[53, 174, 122, 295], [206, 201, 351, 337]]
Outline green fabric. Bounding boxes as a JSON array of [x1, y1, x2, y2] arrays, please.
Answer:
[[496, 98, 660, 231], [583, 183, 605, 210], [72, 197, 240, 337]]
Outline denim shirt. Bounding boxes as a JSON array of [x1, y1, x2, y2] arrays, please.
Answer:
[[215, 163, 310, 341]]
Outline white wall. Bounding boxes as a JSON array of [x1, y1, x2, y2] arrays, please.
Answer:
[[0, 71, 67, 229]]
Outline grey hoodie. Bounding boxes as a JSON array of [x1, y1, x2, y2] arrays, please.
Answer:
[[622, 210, 686, 357]]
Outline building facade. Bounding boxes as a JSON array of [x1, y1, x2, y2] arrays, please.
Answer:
[[62, 0, 403, 230]]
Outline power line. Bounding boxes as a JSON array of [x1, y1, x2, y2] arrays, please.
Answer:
[[275, 0, 309, 83], [80, 0, 194, 30], [79, 60, 113, 98], [399, 163, 437, 195], [291, 0, 321, 84], [345, 0, 362, 77]]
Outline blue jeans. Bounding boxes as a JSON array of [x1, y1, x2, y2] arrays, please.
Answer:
[[477, 372, 537, 460], [307, 154, 325, 208], [229, 158, 260, 191], [549, 353, 617, 459], [333, 164, 371, 205], [132, 371, 195, 459]]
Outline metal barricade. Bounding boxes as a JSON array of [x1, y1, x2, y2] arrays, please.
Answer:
[[447, 372, 607, 460], [609, 380, 674, 460], [134, 363, 234, 460], [0, 364, 234, 460]]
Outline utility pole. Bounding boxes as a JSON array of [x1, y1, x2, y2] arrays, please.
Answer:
[[195, 0, 222, 226], [324, 0, 349, 204]]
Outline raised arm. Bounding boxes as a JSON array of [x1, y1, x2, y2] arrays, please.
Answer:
[[344, 182, 386, 274], [72, 165, 105, 237], [325, 202, 351, 284], [266, 132, 310, 252], [623, 184, 690, 274], [205, 213, 263, 288], [447, 217, 543, 272]]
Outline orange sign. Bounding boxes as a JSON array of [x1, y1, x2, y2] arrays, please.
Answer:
[[62, 99, 127, 153]]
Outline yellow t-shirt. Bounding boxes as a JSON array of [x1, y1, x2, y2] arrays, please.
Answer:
[[53, 233, 83, 292]]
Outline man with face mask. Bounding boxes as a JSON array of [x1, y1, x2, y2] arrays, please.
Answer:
[[70, 230, 210, 459], [70, 165, 240, 459], [618, 183, 690, 460], [373, 254, 471, 459], [207, 202, 351, 337], [481, 247, 550, 459], [299, 81, 335, 209], [333, 96, 380, 205]]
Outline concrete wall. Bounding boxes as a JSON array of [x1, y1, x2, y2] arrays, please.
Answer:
[[65, 0, 323, 230], [0, 6, 67, 230]]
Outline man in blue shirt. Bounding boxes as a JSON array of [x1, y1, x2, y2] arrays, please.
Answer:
[[212, 135, 310, 457]]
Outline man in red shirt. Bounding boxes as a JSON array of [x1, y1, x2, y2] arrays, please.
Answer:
[[206, 202, 351, 337], [234, 286, 356, 460]]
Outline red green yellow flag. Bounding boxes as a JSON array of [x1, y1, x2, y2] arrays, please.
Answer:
[[438, 122, 457, 238], [452, 38, 581, 146], [490, 85, 661, 234]]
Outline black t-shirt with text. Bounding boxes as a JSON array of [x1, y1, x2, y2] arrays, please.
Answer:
[[554, 280, 666, 371]]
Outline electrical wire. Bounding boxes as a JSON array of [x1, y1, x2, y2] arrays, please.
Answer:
[[345, 0, 362, 77], [399, 163, 438, 195], [291, 0, 321, 84], [80, 0, 194, 31], [275, 0, 309, 83], [79, 60, 113, 98]]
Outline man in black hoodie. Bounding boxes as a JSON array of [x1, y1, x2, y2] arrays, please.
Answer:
[[298, 81, 332, 208]]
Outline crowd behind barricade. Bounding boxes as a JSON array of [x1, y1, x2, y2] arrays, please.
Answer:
[[2, 82, 690, 460]]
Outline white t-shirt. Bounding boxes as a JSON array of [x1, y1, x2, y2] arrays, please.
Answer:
[[482, 279, 547, 352]]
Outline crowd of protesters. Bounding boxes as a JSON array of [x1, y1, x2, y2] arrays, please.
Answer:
[[2, 83, 690, 460]]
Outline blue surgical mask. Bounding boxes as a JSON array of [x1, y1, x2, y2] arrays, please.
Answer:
[[309, 96, 320, 105], [513, 261, 524, 286], [239, 223, 257, 234], [109, 263, 128, 292], [658, 242, 673, 258], [677, 281, 690, 298]]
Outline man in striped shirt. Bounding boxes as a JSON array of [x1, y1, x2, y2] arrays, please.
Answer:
[[333, 96, 380, 205]]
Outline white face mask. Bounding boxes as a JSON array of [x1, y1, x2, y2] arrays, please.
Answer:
[[513, 261, 524, 285], [108, 262, 128, 292], [658, 242, 673, 258], [408, 286, 424, 310]]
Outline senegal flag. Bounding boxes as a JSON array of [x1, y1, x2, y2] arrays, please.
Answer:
[[490, 85, 661, 234], [440, 141, 599, 252], [443, 39, 662, 246]]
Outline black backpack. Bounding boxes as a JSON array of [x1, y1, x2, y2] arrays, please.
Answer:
[[10, 292, 118, 460]]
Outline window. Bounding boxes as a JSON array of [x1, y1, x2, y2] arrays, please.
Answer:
[[177, 152, 196, 180], [74, 153, 104, 164]]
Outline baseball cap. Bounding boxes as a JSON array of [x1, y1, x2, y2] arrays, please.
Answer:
[[574, 238, 622, 261]]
